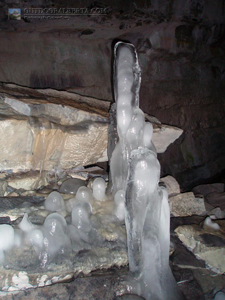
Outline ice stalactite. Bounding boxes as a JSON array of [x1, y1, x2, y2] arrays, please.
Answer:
[[110, 41, 184, 299]]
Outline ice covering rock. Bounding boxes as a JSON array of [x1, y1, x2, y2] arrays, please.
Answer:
[[110, 42, 183, 299]]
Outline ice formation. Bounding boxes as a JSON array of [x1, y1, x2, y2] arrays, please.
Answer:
[[19, 213, 35, 232], [59, 178, 86, 194], [44, 191, 65, 212], [203, 216, 220, 230], [0, 224, 15, 263], [92, 177, 106, 201], [110, 42, 183, 300]]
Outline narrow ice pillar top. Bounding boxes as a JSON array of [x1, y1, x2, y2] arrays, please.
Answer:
[[114, 42, 141, 136]]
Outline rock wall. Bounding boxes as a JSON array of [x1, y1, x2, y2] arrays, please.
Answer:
[[0, 0, 224, 188]]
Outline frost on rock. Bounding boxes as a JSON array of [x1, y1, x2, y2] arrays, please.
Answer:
[[110, 41, 183, 299]]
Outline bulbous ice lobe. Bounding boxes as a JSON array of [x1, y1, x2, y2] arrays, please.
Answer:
[[26, 228, 44, 251], [117, 104, 133, 136], [59, 178, 86, 194], [41, 213, 70, 261], [75, 186, 93, 203], [44, 213, 67, 234], [134, 153, 160, 195], [44, 191, 65, 212], [66, 187, 93, 213], [92, 177, 106, 201], [143, 122, 153, 148], [126, 108, 145, 151], [72, 202, 92, 231], [0, 224, 14, 251], [71, 202, 92, 243], [114, 190, 125, 221]]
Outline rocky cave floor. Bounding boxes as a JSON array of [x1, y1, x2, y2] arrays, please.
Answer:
[[0, 168, 225, 300]]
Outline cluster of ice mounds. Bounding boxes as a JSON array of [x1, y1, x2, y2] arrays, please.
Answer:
[[0, 176, 110, 267]]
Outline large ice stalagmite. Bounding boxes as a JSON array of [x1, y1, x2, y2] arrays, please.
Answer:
[[110, 42, 184, 299]]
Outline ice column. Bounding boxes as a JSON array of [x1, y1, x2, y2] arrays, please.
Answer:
[[110, 42, 183, 300]]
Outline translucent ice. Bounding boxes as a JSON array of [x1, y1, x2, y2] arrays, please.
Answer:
[[71, 202, 92, 243], [26, 228, 44, 252], [66, 187, 93, 213], [0, 224, 14, 251], [111, 42, 183, 300], [72, 202, 92, 231], [204, 217, 220, 231], [59, 178, 86, 194], [0, 224, 15, 264], [41, 213, 70, 263], [44, 191, 65, 212], [114, 190, 125, 221], [75, 186, 93, 203], [19, 213, 35, 232], [92, 177, 106, 201], [43, 212, 67, 234]]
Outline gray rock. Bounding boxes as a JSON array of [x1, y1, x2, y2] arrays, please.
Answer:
[[0, 181, 7, 197], [169, 192, 206, 217], [175, 222, 225, 274], [193, 184, 225, 197]]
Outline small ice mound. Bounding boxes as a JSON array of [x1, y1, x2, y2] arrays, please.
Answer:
[[66, 187, 93, 213], [203, 217, 220, 231], [114, 190, 125, 221], [44, 213, 67, 234], [72, 202, 92, 242], [18, 213, 35, 232], [44, 191, 65, 212], [0, 224, 15, 264], [133, 151, 160, 195], [93, 177, 106, 201], [42, 213, 70, 260], [26, 228, 44, 252], [59, 178, 86, 194], [75, 186, 93, 203], [214, 292, 225, 300]]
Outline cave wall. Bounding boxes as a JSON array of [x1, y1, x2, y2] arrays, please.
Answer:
[[0, 0, 224, 189]]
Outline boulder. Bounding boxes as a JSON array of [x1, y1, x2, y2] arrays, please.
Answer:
[[169, 192, 206, 217], [175, 222, 225, 274], [206, 192, 225, 211], [160, 175, 180, 197], [193, 184, 225, 197], [0, 84, 183, 173]]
